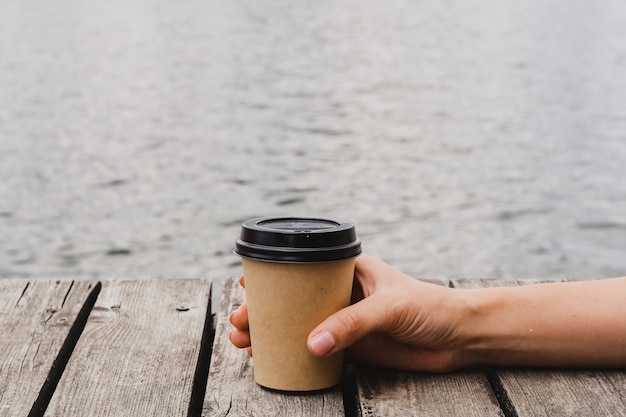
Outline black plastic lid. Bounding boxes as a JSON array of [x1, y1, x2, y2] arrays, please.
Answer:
[[234, 216, 362, 263]]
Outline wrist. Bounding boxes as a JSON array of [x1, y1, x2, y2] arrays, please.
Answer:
[[456, 287, 521, 368]]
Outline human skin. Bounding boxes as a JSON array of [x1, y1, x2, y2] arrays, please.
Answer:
[[229, 255, 626, 372]]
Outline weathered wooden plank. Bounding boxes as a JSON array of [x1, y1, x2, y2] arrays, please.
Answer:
[[491, 368, 626, 417], [354, 367, 503, 417], [452, 278, 626, 417], [0, 279, 97, 417], [202, 276, 345, 417], [44, 279, 212, 417], [452, 277, 557, 289], [351, 278, 503, 417]]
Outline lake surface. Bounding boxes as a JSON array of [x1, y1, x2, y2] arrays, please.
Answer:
[[2, 0, 626, 286]]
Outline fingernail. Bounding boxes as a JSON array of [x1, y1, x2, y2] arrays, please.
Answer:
[[308, 331, 336, 356]]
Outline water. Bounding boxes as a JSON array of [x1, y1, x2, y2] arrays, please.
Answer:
[[2, 0, 626, 287]]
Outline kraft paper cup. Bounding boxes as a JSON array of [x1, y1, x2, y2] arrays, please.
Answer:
[[234, 216, 362, 391]]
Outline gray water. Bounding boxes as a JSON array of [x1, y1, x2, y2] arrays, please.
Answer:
[[2, 0, 626, 286]]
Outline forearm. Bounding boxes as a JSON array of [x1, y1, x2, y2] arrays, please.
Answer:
[[460, 277, 626, 368]]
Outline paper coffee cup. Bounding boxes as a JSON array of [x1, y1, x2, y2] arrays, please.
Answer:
[[234, 216, 362, 391]]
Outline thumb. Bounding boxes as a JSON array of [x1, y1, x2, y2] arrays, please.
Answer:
[[307, 296, 386, 357]]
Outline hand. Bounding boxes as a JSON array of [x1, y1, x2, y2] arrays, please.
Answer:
[[307, 255, 468, 371], [230, 255, 469, 372]]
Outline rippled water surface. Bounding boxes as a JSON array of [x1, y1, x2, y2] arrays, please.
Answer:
[[2, 0, 626, 284]]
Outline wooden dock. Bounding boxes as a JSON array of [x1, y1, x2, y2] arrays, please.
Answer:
[[1, 276, 625, 416]]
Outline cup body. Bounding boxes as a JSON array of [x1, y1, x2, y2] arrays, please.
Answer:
[[234, 216, 361, 391], [243, 257, 354, 391]]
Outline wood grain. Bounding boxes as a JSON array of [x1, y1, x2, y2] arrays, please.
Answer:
[[4, 276, 623, 416], [452, 277, 626, 417], [202, 276, 345, 417], [354, 367, 503, 417], [44, 279, 212, 417], [0, 279, 97, 417]]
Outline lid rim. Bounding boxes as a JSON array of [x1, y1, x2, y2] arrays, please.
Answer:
[[234, 216, 361, 263], [233, 250, 362, 264]]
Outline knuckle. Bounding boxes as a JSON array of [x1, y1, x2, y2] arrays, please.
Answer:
[[336, 309, 361, 335]]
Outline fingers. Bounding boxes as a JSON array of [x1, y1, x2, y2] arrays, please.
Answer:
[[229, 276, 252, 355], [308, 294, 387, 357], [229, 302, 249, 330], [229, 301, 251, 349], [307, 255, 389, 357], [229, 328, 251, 348], [308, 255, 420, 358]]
